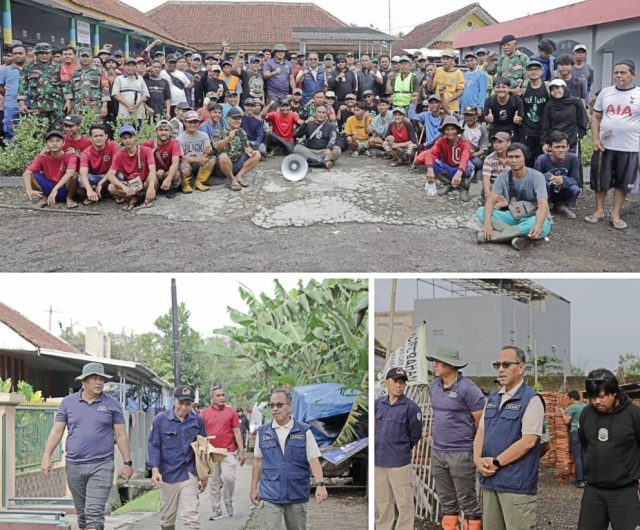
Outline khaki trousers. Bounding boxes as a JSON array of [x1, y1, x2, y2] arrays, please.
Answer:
[[482, 489, 537, 530], [260, 500, 308, 530], [159, 472, 200, 529], [208, 453, 236, 511], [375, 464, 414, 530]]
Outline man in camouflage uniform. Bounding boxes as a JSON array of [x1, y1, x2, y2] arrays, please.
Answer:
[[486, 35, 530, 89], [212, 107, 260, 191], [68, 47, 110, 117], [18, 42, 71, 130]]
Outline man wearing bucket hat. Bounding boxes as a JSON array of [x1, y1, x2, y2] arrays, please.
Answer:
[[148, 384, 208, 530], [419, 115, 475, 201], [427, 347, 485, 530], [18, 42, 72, 130], [263, 44, 295, 103], [375, 367, 423, 530], [41, 362, 133, 530]]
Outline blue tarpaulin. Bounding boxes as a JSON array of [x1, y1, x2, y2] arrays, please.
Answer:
[[292, 383, 358, 446]]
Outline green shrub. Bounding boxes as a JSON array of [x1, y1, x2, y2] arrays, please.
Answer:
[[0, 108, 159, 176], [581, 130, 593, 167]]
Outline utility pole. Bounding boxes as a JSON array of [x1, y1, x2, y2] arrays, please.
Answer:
[[171, 279, 181, 386], [41, 305, 61, 332], [385, 279, 398, 363]]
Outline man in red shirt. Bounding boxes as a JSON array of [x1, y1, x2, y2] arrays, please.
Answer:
[[22, 130, 79, 208], [201, 385, 246, 521], [106, 125, 157, 210], [59, 46, 78, 83], [78, 123, 120, 204], [382, 107, 418, 167], [62, 114, 92, 156], [264, 99, 303, 155], [420, 116, 474, 201], [142, 120, 182, 199]]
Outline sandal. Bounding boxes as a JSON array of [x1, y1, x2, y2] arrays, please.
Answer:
[[122, 200, 137, 211], [114, 197, 126, 204], [66, 200, 78, 209], [226, 183, 242, 192], [350, 151, 359, 157], [612, 219, 628, 230], [83, 198, 94, 205], [139, 199, 155, 209], [584, 214, 604, 224], [560, 207, 576, 219], [390, 161, 403, 167], [237, 180, 250, 188]]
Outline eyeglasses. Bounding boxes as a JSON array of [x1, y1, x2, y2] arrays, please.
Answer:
[[492, 361, 521, 369], [267, 402, 290, 409], [309, 58, 318, 61]]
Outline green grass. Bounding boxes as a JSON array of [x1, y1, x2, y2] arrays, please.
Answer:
[[112, 489, 159, 515]]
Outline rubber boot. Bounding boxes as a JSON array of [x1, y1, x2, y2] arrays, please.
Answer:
[[194, 167, 211, 192], [180, 175, 193, 194], [464, 519, 482, 530], [460, 178, 471, 202], [442, 515, 459, 530], [161, 526, 176, 530]]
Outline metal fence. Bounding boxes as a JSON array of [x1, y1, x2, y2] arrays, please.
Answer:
[[15, 406, 62, 471]]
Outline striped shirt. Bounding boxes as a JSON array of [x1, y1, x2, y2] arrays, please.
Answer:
[[111, 74, 149, 120]]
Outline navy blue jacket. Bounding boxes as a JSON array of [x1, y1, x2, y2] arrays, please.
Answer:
[[300, 69, 327, 105], [258, 420, 311, 504], [147, 408, 207, 483], [375, 394, 423, 467], [480, 384, 541, 495]]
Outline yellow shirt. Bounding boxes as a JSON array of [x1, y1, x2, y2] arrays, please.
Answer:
[[434, 67, 465, 112], [345, 115, 372, 141]]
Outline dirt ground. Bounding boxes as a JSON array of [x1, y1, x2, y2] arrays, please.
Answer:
[[414, 466, 583, 529], [2, 156, 639, 272], [307, 489, 368, 530]]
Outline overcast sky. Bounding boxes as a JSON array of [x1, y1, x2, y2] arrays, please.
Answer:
[[375, 278, 640, 372], [129, 0, 580, 39], [0, 274, 322, 338]]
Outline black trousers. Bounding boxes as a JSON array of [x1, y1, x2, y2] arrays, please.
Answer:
[[577, 482, 640, 530], [265, 132, 294, 155]]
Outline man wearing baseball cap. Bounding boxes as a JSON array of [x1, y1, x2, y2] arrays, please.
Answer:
[[428, 49, 464, 113], [481, 131, 511, 204], [237, 54, 264, 104], [386, 55, 419, 110], [17, 42, 72, 130], [142, 120, 182, 198], [459, 52, 487, 113], [22, 129, 79, 208], [148, 384, 208, 530], [428, 348, 484, 530], [572, 45, 594, 94], [328, 55, 357, 110], [111, 57, 150, 123], [61, 114, 91, 157], [177, 110, 216, 193], [375, 366, 422, 530], [42, 362, 133, 530]]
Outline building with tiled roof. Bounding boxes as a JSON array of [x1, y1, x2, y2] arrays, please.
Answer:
[[147, 1, 350, 52], [394, 3, 497, 53], [453, 0, 640, 94]]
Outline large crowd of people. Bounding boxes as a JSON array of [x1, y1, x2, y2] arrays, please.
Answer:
[[1, 35, 638, 247]]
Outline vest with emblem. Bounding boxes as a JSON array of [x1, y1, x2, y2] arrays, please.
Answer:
[[258, 419, 311, 504], [480, 383, 541, 495], [393, 73, 415, 107]]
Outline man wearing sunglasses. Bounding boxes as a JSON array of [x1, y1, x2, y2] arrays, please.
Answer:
[[473, 346, 544, 530], [375, 367, 423, 530], [577, 369, 640, 530], [251, 390, 327, 530]]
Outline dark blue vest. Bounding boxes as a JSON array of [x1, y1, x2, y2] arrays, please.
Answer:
[[258, 420, 311, 504], [301, 70, 327, 105], [480, 383, 541, 495]]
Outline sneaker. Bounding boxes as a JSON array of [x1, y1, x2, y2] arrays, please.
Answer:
[[225, 503, 234, 517], [209, 510, 223, 520], [575, 480, 586, 488], [511, 237, 533, 251], [364, 149, 372, 157], [476, 231, 487, 244]]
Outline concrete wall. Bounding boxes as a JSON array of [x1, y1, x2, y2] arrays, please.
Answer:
[[85, 327, 111, 359], [413, 295, 570, 376], [374, 310, 414, 352]]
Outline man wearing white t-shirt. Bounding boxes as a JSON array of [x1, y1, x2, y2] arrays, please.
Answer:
[[161, 53, 192, 116], [586, 59, 640, 230]]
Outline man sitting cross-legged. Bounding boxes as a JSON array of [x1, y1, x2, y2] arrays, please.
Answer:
[[77, 123, 120, 204], [534, 130, 581, 219], [477, 143, 552, 250], [382, 107, 417, 167], [345, 101, 372, 157], [293, 105, 340, 170], [142, 120, 182, 199], [421, 116, 474, 202], [482, 132, 511, 206], [106, 125, 157, 211], [22, 130, 79, 209], [212, 108, 261, 191]]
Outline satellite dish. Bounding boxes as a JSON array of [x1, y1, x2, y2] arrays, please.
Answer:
[[281, 154, 308, 182]]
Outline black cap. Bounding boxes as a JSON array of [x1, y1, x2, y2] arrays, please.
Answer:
[[175, 101, 191, 110], [114, 49, 124, 57], [225, 90, 238, 96], [124, 57, 136, 64], [63, 114, 83, 125], [227, 107, 244, 118], [173, 385, 196, 401], [205, 53, 215, 60], [44, 130, 64, 141], [386, 366, 408, 381], [355, 101, 366, 109], [221, 60, 232, 67], [167, 53, 181, 62], [462, 105, 478, 115], [615, 58, 636, 74], [500, 34, 517, 46], [154, 50, 165, 57], [279, 99, 291, 107]]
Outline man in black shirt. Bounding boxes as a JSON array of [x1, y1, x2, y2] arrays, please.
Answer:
[[186, 53, 206, 109], [518, 61, 550, 166], [294, 105, 340, 169], [327, 54, 357, 109], [289, 88, 304, 114], [483, 76, 524, 141], [144, 60, 171, 120], [201, 65, 228, 103], [237, 55, 264, 105]]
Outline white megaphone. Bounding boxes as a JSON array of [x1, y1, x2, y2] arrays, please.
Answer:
[[281, 154, 308, 182]]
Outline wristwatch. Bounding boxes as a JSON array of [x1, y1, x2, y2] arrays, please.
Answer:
[[123, 461, 133, 466], [316, 481, 326, 487], [492, 458, 502, 469]]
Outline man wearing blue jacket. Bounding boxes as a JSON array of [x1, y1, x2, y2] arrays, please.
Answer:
[[250, 389, 328, 530], [148, 384, 208, 530], [375, 367, 423, 530], [295, 53, 326, 105], [473, 346, 544, 530]]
